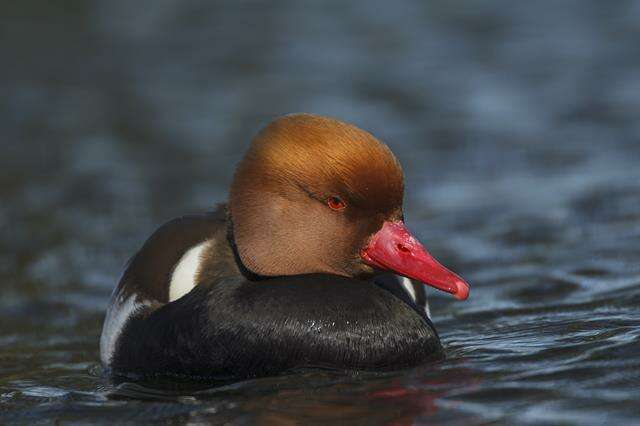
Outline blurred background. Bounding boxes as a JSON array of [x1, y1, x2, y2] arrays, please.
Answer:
[[1, 1, 640, 424]]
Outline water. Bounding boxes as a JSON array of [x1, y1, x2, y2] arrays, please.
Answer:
[[1, 1, 640, 424]]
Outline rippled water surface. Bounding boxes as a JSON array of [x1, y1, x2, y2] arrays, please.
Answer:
[[2, 1, 640, 424]]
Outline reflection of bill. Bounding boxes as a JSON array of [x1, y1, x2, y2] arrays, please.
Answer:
[[368, 367, 483, 424]]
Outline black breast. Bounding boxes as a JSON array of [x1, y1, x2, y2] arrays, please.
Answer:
[[112, 275, 442, 379]]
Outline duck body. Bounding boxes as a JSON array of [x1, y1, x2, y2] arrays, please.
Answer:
[[112, 272, 441, 379], [100, 114, 468, 379], [103, 207, 441, 379]]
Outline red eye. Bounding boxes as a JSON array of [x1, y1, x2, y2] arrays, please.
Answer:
[[327, 195, 346, 211]]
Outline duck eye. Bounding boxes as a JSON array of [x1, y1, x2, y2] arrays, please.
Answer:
[[327, 195, 346, 211]]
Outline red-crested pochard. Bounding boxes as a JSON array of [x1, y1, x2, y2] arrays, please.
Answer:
[[100, 113, 469, 379]]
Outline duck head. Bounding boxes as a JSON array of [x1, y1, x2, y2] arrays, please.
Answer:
[[229, 113, 469, 300]]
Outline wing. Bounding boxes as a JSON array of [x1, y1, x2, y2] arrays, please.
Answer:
[[116, 206, 228, 304]]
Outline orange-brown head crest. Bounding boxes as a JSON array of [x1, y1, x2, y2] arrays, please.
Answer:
[[232, 113, 404, 216]]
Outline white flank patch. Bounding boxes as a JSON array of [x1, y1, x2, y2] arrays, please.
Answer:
[[100, 293, 148, 366], [399, 276, 416, 302], [169, 241, 208, 302], [398, 276, 431, 319], [424, 296, 432, 320]]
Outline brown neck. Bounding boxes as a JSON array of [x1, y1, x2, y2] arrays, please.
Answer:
[[226, 213, 273, 281], [228, 190, 350, 279]]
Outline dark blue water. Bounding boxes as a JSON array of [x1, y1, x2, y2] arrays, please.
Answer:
[[2, 1, 640, 424]]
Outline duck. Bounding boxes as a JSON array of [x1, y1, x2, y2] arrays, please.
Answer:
[[100, 113, 469, 379]]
